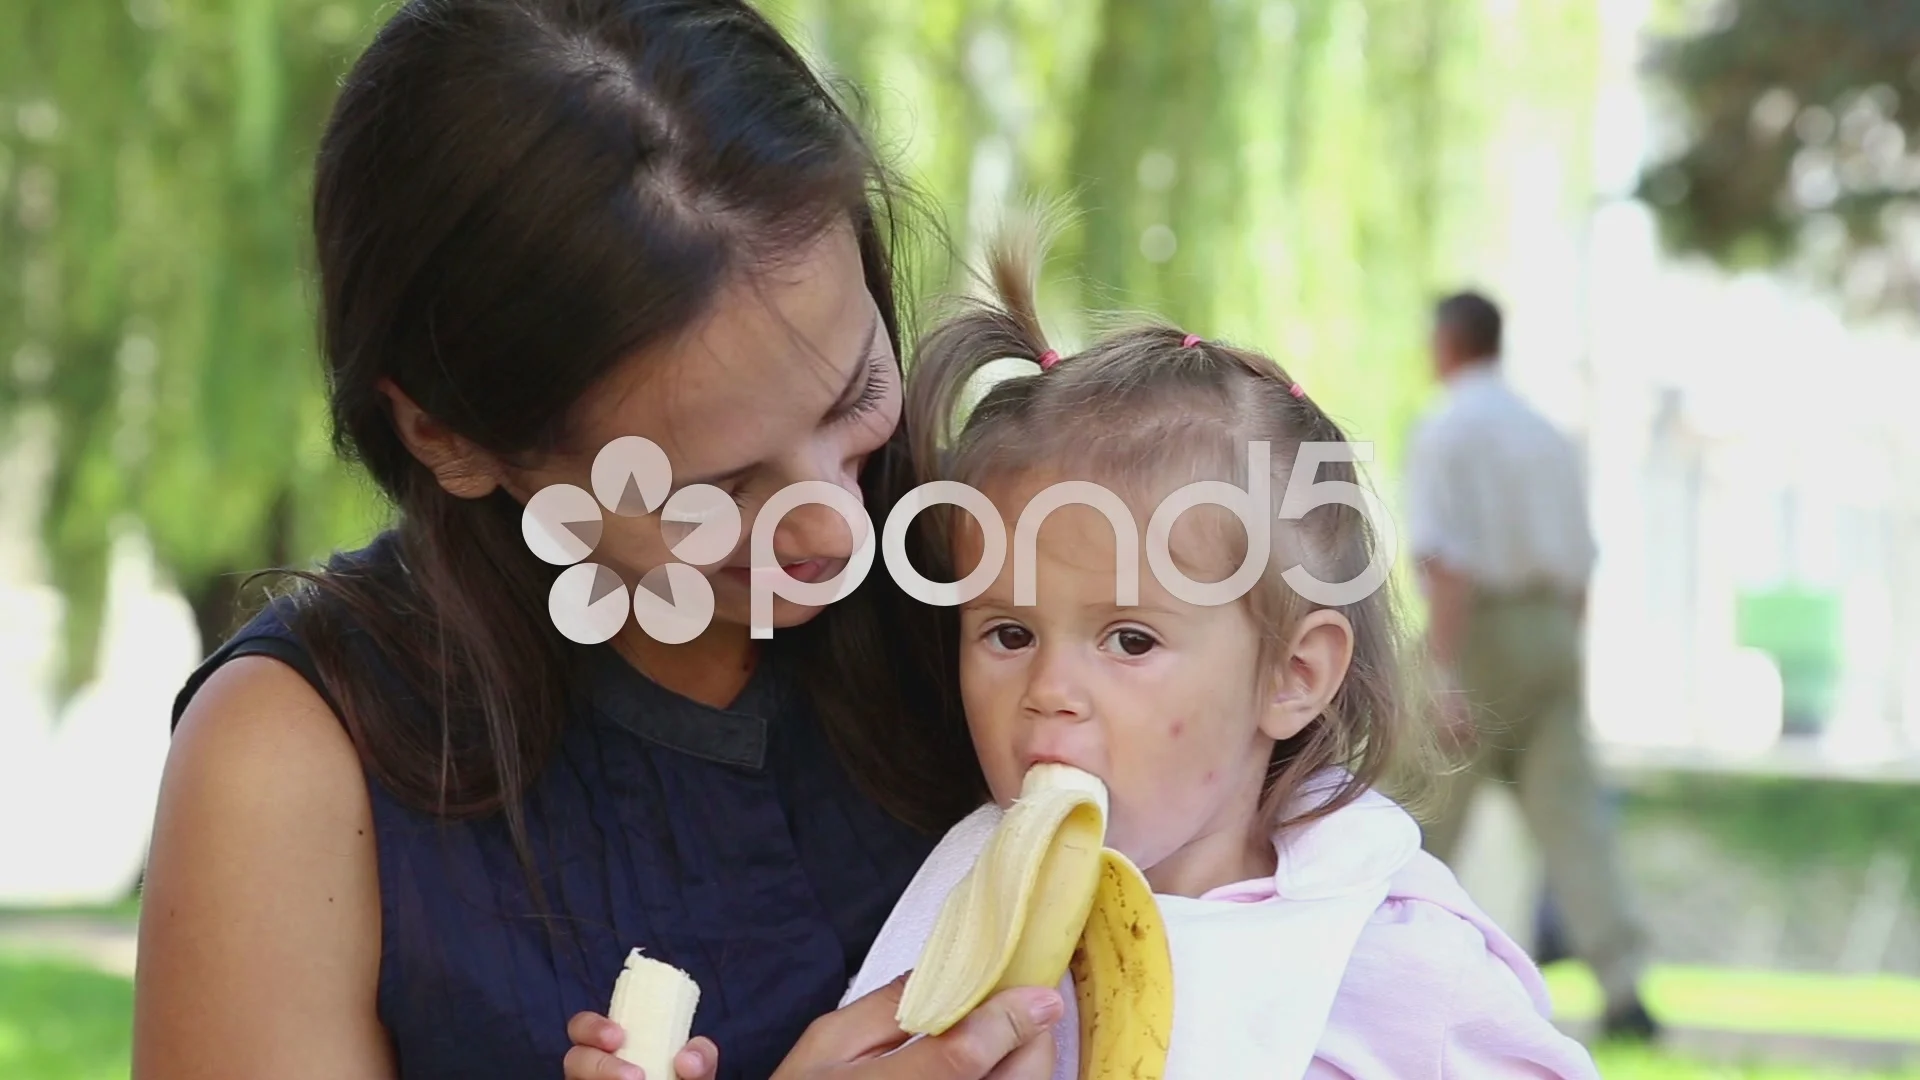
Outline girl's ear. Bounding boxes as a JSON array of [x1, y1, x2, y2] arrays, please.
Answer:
[[1261, 609, 1355, 741], [378, 378, 506, 499]]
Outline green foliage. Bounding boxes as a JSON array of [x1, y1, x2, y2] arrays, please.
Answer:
[[0, 0, 390, 697], [0, 0, 1605, 694], [1637, 0, 1920, 318], [0, 956, 133, 1080], [1625, 773, 1920, 894]]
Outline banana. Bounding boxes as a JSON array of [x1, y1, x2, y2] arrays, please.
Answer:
[[608, 948, 701, 1080], [895, 763, 1175, 1080], [1071, 850, 1175, 1080]]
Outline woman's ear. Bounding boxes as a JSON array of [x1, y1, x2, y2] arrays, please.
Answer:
[[1261, 609, 1355, 741], [378, 378, 504, 499]]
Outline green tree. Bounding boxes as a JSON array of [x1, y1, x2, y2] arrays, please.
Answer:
[[0, 0, 388, 698], [1637, 0, 1920, 318]]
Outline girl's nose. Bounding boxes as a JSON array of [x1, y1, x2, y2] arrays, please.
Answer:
[[1022, 644, 1092, 720]]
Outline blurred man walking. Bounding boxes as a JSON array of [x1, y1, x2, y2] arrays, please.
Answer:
[[1406, 290, 1660, 1042]]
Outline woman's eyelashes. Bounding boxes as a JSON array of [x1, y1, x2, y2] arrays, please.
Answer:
[[831, 350, 894, 424]]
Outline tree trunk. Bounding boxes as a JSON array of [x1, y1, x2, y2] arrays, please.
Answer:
[[182, 485, 293, 657]]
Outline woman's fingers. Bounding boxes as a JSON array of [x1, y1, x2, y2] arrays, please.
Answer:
[[984, 1026, 1056, 1080], [562, 1045, 643, 1080], [567, 1010, 626, 1054], [888, 985, 1063, 1079], [674, 1036, 720, 1079], [774, 974, 1060, 1079], [793, 974, 917, 1062]]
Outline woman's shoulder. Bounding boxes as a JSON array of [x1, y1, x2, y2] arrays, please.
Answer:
[[1318, 851, 1600, 1079], [170, 530, 409, 732], [142, 652, 388, 1077]]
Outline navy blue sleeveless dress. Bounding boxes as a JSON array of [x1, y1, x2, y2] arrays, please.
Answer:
[[170, 533, 938, 1079]]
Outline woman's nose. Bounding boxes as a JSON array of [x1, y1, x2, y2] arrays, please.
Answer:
[[764, 467, 869, 564]]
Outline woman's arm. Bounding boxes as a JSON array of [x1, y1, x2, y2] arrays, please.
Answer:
[[133, 656, 394, 1080]]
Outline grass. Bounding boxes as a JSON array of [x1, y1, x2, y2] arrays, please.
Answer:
[[1, 949, 1918, 1079], [1544, 962, 1920, 1046], [0, 955, 133, 1080], [0, 899, 141, 924], [1592, 1045, 1920, 1079]]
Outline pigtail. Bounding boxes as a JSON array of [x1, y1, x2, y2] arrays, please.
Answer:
[[903, 210, 1060, 483], [984, 212, 1053, 357]]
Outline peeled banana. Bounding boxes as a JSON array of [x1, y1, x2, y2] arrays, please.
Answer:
[[608, 948, 701, 1080], [896, 763, 1175, 1080]]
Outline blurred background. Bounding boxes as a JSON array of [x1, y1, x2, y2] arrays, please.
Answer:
[[1, 0, 1918, 1076]]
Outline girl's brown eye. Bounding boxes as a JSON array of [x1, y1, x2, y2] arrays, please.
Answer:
[[1112, 629, 1156, 656], [991, 625, 1034, 650]]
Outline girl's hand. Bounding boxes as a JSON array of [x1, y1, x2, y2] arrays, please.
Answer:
[[562, 1012, 718, 1080], [563, 975, 1061, 1080]]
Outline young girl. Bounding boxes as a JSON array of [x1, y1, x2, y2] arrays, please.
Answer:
[[831, 239, 1603, 1079]]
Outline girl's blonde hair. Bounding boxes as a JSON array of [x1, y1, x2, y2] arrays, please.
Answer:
[[905, 226, 1434, 834]]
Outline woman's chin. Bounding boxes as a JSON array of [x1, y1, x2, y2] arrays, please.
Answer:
[[710, 596, 829, 634]]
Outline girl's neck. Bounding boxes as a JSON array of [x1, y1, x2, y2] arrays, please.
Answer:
[[1144, 824, 1278, 899], [1141, 773, 1279, 898], [614, 621, 758, 709]]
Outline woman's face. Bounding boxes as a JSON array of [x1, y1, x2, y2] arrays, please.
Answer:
[[507, 219, 900, 635]]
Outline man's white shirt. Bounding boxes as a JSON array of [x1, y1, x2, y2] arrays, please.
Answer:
[[1403, 363, 1596, 596]]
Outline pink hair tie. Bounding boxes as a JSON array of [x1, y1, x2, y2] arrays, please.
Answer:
[[1037, 349, 1060, 370], [1289, 382, 1305, 398], [1181, 334, 1202, 349]]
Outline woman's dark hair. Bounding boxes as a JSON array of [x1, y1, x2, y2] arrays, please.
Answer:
[[288, 0, 983, 873]]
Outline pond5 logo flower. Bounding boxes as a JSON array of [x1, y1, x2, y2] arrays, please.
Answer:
[[520, 436, 743, 645]]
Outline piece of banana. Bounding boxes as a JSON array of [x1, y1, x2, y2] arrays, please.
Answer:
[[608, 948, 701, 1080], [895, 763, 1174, 1080]]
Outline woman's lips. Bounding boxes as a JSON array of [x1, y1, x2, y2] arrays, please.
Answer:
[[719, 558, 843, 587]]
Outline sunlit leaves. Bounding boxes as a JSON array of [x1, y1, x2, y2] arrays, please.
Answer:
[[1638, 0, 1920, 318]]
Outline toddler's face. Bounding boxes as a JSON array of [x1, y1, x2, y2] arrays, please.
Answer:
[[953, 472, 1286, 895]]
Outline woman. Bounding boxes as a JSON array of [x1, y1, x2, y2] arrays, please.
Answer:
[[132, 1, 1062, 1077]]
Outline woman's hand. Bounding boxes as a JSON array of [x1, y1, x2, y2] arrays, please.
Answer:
[[773, 975, 1059, 1080], [563, 975, 1061, 1080]]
